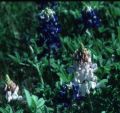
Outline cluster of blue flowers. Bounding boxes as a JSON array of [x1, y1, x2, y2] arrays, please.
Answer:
[[82, 6, 101, 28], [36, 2, 61, 59], [57, 83, 84, 107]]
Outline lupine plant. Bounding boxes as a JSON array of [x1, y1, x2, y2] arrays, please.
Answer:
[[36, 2, 61, 60], [0, 1, 120, 113]]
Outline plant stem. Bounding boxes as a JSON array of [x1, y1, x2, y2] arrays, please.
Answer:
[[36, 64, 44, 88], [88, 94, 93, 112], [28, 45, 44, 88]]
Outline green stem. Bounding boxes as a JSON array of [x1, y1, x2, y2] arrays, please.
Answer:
[[28, 46, 44, 88], [88, 94, 93, 112], [36, 64, 44, 88]]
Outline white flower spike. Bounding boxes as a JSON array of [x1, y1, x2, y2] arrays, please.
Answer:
[[73, 46, 98, 96], [4, 74, 23, 102]]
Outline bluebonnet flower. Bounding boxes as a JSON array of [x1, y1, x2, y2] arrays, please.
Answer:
[[60, 46, 98, 106], [72, 83, 81, 100], [71, 82, 86, 101], [57, 84, 71, 107], [59, 84, 68, 97], [56, 82, 85, 107], [82, 6, 101, 28], [37, 7, 61, 59]]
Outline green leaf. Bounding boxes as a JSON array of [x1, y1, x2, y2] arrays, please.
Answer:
[[31, 95, 38, 112], [117, 27, 120, 41], [0, 108, 8, 113], [47, 107, 54, 112], [0, 105, 13, 113], [103, 66, 111, 74], [96, 79, 108, 88], [8, 54, 20, 64], [32, 95, 39, 105], [6, 105, 13, 113], [44, 106, 49, 113], [101, 111, 106, 113], [93, 54, 98, 60], [116, 48, 120, 55], [114, 7, 120, 16], [37, 98, 45, 109], [16, 109, 24, 113], [106, 47, 113, 54], [24, 89, 32, 108], [36, 109, 43, 113]]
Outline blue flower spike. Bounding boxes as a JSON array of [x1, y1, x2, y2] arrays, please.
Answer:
[[37, 6, 61, 59], [82, 6, 101, 28], [57, 82, 84, 107]]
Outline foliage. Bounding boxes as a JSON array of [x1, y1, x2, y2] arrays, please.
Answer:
[[24, 89, 53, 113], [0, 105, 23, 113], [0, 1, 120, 113]]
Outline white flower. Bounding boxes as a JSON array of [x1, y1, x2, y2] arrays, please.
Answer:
[[6, 91, 12, 102], [73, 48, 98, 96], [80, 82, 90, 96], [5, 85, 23, 102], [89, 81, 97, 89]]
